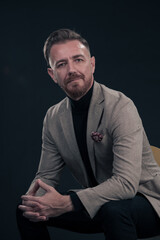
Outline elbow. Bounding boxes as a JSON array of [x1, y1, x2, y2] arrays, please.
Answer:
[[122, 178, 139, 199]]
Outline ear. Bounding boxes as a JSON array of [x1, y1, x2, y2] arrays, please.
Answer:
[[47, 68, 57, 83], [90, 56, 95, 74]]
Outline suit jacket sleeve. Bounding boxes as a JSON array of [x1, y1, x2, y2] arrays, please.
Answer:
[[27, 108, 65, 196], [77, 99, 143, 218]]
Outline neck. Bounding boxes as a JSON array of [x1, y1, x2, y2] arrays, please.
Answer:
[[69, 82, 94, 111]]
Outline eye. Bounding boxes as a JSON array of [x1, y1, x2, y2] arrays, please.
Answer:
[[75, 58, 84, 63], [57, 62, 66, 68]]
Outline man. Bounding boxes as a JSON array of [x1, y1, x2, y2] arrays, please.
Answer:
[[17, 29, 160, 240]]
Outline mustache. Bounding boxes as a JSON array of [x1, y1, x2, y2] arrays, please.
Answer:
[[65, 73, 85, 84]]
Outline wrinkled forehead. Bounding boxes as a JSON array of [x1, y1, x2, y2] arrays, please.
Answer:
[[49, 40, 90, 63]]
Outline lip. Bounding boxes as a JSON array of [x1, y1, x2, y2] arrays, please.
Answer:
[[67, 78, 82, 84]]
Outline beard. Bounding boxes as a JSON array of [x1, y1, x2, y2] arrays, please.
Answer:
[[61, 73, 93, 100], [65, 82, 88, 99]]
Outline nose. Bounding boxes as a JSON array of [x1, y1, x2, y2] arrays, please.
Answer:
[[67, 61, 76, 75]]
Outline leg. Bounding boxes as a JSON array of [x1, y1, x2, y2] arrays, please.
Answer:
[[47, 209, 102, 234], [16, 195, 160, 240], [16, 206, 51, 240], [96, 194, 160, 240], [97, 199, 137, 240], [16, 204, 102, 240], [130, 194, 160, 239]]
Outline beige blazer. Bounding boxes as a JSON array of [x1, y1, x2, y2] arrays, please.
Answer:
[[29, 81, 160, 219]]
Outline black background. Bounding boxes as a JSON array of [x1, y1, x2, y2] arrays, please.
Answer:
[[0, 1, 160, 239]]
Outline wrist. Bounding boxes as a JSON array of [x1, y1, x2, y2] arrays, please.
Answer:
[[63, 195, 74, 212]]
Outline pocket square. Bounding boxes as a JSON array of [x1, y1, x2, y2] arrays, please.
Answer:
[[91, 132, 103, 142]]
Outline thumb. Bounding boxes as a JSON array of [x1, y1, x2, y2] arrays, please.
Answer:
[[28, 180, 40, 196], [36, 179, 52, 192]]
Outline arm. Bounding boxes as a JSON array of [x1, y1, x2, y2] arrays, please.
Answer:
[[19, 109, 69, 222], [77, 100, 144, 218], [27, 109, 65, 196]]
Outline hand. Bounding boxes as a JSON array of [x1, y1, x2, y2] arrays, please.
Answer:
[[18, 179, 74, 222]]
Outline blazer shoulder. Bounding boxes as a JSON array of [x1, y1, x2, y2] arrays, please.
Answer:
[[46, 97, 68, 119], [98, 83, 141, 128], [99, 83, 133, 107]]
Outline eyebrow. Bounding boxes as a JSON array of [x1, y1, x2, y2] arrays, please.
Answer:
[[55, 54, 85, 66], [72, 54, 85, 59]]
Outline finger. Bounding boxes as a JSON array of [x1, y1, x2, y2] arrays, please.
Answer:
[[18, 205, 34, 212], [21, 199, 42, 210], [36, 179, 52, 192], [23, 211, 40, 219], [21, 195, 40, 203], [21, 199, 29, 205], [29, 216, 48, 222], [22, 199, 30, 206], [23, 211, 48, 222], [28, 180, 40, 196]]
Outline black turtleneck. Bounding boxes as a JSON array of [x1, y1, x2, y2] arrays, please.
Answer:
[[69, 83, 98, 211]]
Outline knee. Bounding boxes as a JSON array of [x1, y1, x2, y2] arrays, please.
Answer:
[[99, 201, 121, 219], [16, 203, 20, 217], [98, 200, 131, 224], [16, 203, 25, 225], [97, 201, 138, 239]]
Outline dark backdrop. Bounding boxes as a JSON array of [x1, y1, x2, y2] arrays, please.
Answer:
[[0, 1, 160, 240]]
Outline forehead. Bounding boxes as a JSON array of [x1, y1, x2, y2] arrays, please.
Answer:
[[49, 40, 90, 62]]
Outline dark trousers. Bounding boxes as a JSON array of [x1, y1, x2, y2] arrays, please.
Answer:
[[16, 194, 160, 240]]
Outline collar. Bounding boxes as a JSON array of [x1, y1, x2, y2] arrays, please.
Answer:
[[69, 82, 94, 111]]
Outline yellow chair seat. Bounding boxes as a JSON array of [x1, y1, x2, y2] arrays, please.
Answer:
[[151, 146, 160, 166]]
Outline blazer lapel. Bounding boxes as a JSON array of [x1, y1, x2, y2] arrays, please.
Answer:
[[59, 98, 90, 185], [87, 82, 104, 175], [59, 82, 104, 185]]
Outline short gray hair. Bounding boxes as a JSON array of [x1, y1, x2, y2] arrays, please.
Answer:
[[43, 29, 90, 66]]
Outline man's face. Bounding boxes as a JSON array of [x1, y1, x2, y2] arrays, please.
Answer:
[[47, 40, 95, 100]]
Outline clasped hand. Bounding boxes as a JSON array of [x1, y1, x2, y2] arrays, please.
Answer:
[[18, 179, 73, 222]]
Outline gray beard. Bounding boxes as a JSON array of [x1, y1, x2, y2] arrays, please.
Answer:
[[63, 81, 92, 100], [65, 87, 86, 100]]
